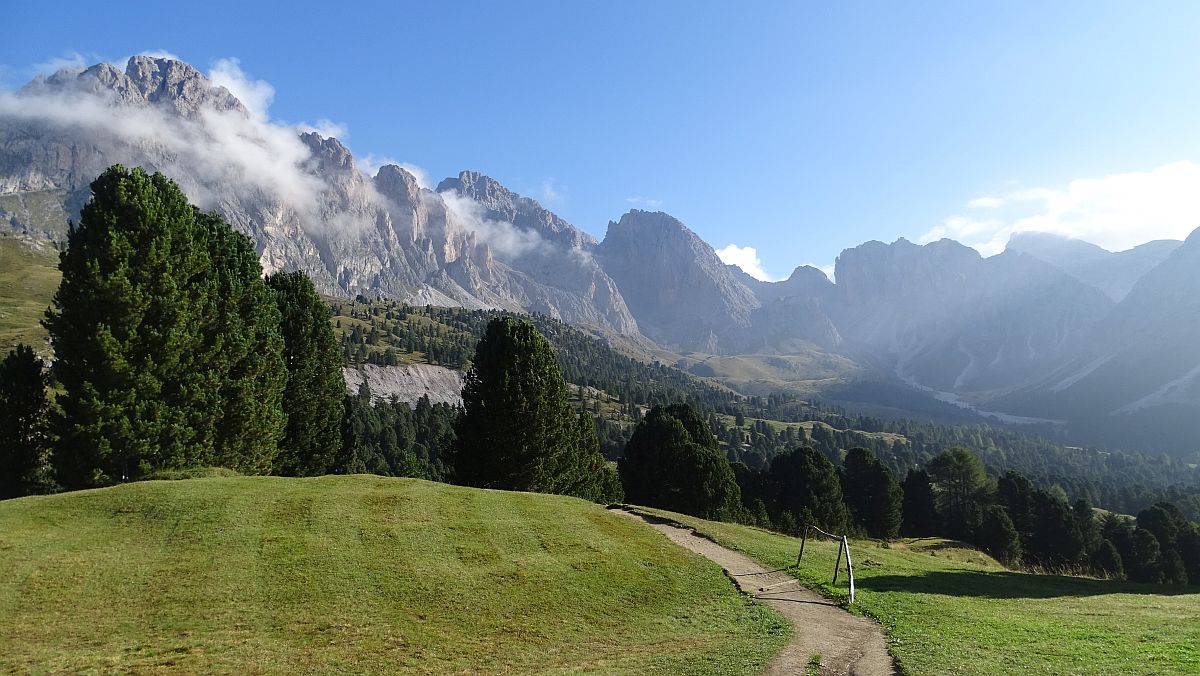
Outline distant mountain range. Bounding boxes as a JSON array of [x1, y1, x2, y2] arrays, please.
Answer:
[[2, 56, 1197, 456]]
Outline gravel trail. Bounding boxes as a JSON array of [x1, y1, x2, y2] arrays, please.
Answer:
[[611, 508, 896, 676]]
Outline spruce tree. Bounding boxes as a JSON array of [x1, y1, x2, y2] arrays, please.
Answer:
[[768, 446, 849, 533], [194, 212, 287, 473], [45, 166, 213, 486], [978, 505, 1022, 566], [841, 447, 903, 539], [0, 345, 52, 498], [901, 468, 940, 536], [267, 271, 345, 476], [927, 447, 991, 539], [619, 404, 741, 520], [455, 316, 616, 500]]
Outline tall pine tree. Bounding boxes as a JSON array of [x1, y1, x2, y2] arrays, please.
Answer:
[[769, 446, 849, 533], [841, 447, 903, 539], [454, 316, 615, 500], [619, 404, 741, 520], [194, 212, 287, 473], [267, 270, 344, 476], [45, 166, 215, 486]]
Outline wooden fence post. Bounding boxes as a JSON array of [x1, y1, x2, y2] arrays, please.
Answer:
[[842, 535, 855, 605]]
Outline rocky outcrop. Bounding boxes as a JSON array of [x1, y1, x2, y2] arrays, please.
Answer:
[[343, 364, 465, 406], [596, 210, 759, 352], [829, 238, 1113, 393], [0, 56, 640, 335]]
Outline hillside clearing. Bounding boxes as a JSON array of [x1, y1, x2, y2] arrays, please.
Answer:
[[0, 476, 788, 674], [644, 508, 1200, 675]]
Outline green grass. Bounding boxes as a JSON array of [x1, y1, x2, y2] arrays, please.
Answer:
[[675, 351, 866, 396], [640, 508, 1200, 675], [0, 476, 789, 674], [0, 233, 61, 353]]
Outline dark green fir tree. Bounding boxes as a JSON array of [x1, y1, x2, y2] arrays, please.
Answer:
[[267, 270, 345, 476]]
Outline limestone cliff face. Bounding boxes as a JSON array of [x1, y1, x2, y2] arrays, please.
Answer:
[[436, 171, 639, 334], [0, 56, 639, 335], [596, 210, 759, 352]]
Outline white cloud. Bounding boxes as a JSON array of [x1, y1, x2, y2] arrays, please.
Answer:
[[31, 51, 91, 76], [716, 244, 781, 282], [625, 195, 663, 208], [540, 179, 564, 205], [440, 189, 551, 259], [207, 57, 274, 118], [966, 196, 1004, 209], [923, 161, 1200, 255]]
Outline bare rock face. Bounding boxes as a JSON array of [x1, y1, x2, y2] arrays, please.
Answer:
[[0, 56, 641, 335], [343, 364, 464, 406], [438, 170, 597, 249], [1005, 231, 1180, 303], [437, 170, 639, 335], [830, 238, 1113, 393], [596, 210, 759, 352]]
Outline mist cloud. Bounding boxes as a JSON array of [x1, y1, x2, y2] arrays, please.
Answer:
[[1, 52, 595, 268], [439, 189, 551, 260], [923, 161, 1200, 255]]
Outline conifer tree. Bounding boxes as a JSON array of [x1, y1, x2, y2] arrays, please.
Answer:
[[194, 212, 287, 473], [619, 404, 740, 520], [978, 505, 1022, 566], [454, 316, 615, 500], [768, 446, 848, 533], [267, 270, 345, 476], [45, 166, 213, 486], [841, 447, 903, 539], [901, 468, 940, 536], [0, 345, 52, 498], [928, 447, 991, 539]]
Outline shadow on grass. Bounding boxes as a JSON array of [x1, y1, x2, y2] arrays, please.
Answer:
[[858, 569, 1197, 599]]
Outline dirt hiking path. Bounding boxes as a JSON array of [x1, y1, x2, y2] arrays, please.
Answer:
[[612, 508, 896, 676]]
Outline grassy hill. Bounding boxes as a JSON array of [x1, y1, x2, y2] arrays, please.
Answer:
[[0, 232, 60, 353], [0, 476, 788, 674], [644, 508, 1200, 675]]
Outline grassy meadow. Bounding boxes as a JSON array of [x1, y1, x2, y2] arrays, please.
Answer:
[[642, 507, 1200, 675], [0, 476, 789, 674], [0, 232, 60, 353]]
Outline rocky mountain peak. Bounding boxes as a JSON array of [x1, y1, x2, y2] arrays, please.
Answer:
[[438, 170, 597, 249], [20, 56, 246, 118], [596, 210, 758, 352], [374, 164, 422, 205], [300, 132, 355, 174]]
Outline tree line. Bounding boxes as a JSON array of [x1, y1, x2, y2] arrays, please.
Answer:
[[3, 165, 1197, 591]]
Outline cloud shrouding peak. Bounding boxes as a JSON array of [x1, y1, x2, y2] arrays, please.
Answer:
[[923, 161, 1200, 255], [716, 244, 780, 282], [207, 58, 274, 118]]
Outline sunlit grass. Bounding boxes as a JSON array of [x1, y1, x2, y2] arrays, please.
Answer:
[[641, 507, 1200, 675], [0, 477, 789, 674]]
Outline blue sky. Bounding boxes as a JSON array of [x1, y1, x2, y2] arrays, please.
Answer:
[[5, 1, 1200, 280]]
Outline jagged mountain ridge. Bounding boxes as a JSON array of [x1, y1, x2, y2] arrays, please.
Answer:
[[3, 55, 1199, 453], [0, 56, 639, 335]]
